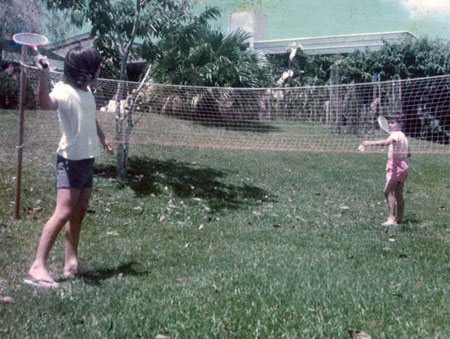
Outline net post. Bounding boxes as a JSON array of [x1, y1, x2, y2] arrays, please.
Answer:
[[13, 46, 28, 220]]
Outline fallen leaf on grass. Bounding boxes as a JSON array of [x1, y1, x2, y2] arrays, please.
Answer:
[[155, 335, 170, 339], [391, 293, 404, 297], [0, 296, 14, 303], [349, 329, 371, 339]]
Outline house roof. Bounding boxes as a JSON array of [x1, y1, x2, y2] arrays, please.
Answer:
[[253, 31, 418, 55], [1, 39, 65, 63], [44, 32, 93, 56]]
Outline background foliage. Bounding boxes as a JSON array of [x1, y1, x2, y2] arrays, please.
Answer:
[[267, 37, 450, 143], [269, 37, 450, 87]]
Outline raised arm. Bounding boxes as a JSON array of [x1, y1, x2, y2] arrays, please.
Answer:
[[36, 56, 58, 111]]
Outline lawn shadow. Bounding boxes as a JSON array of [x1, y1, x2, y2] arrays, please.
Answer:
[[94, 156, 274, 213], [402, 218, 419, 224], [60, 262, 149, 286], [194, 118, 281, 133]]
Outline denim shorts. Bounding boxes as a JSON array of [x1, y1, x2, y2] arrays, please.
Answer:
[[56, 154, 95, 189]]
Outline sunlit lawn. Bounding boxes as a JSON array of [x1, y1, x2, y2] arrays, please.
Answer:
[[1, 110, 449, 338]]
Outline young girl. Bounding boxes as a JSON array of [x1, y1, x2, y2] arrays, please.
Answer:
[[26, 47, 113, 288], [362, 116, 410, 226]]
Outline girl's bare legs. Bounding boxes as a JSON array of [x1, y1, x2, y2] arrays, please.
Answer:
[[395, 181, 405, 223], [63, 188, 92, 277], [29, 188, 81, 286], [383, 180, 398, 225]]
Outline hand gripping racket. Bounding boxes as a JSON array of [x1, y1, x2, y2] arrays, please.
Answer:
[[13, 33, 49, 68], [377, 116, 390, 134]]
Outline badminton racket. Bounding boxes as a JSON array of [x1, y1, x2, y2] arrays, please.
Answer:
[[13, 32, 49, 68], [377, 116, 390, 134]]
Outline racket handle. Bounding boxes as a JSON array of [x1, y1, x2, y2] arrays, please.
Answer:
[[39, 59, 48, 69], [34, 48, 48, 69]]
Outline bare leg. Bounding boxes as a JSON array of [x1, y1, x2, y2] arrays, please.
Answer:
[[29, 188, 81, 286], [383, 180, 398, 225], [64, 188, 92, 277], [395, 181, 405, 223]]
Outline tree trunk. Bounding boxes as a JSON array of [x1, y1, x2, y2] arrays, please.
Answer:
[[115, 81, 128, 182], [114, 0, 142, 182]]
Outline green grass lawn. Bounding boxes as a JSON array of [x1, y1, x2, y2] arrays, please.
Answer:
[[0, 110, 449, 338]]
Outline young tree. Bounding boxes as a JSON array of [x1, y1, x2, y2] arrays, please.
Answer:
[[43, 0, 217, 181]]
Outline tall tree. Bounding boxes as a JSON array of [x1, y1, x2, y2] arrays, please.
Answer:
[[0, 0, 41, 64]]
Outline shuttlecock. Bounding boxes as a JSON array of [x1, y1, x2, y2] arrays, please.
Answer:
[[357, 144, 365, 152]]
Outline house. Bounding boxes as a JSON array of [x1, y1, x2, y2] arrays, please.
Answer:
[[253, 31, 418, 56], [43, 32, 93, 69], [43, 32, 144, 80], [229, 11, 417, 56]]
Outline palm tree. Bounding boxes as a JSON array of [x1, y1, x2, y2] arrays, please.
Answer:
[[142, 20, 271, 128]]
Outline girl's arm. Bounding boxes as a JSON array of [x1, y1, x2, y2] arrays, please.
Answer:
[[36, 56, 58, 111], [96, 120, 114, 154], [362, 137, 393, 147]]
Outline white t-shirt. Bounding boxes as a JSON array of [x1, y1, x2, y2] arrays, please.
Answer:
[[50, 82, 100, 160], [388, 131, 409, 159]]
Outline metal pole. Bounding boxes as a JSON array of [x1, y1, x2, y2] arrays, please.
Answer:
[[13, 46, 28, 219]]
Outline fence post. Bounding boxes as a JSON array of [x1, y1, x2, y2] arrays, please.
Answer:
[[13, 46, 28, 220]]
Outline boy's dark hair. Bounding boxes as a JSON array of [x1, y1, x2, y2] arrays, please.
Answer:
[[64, 47, 102, 89]]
